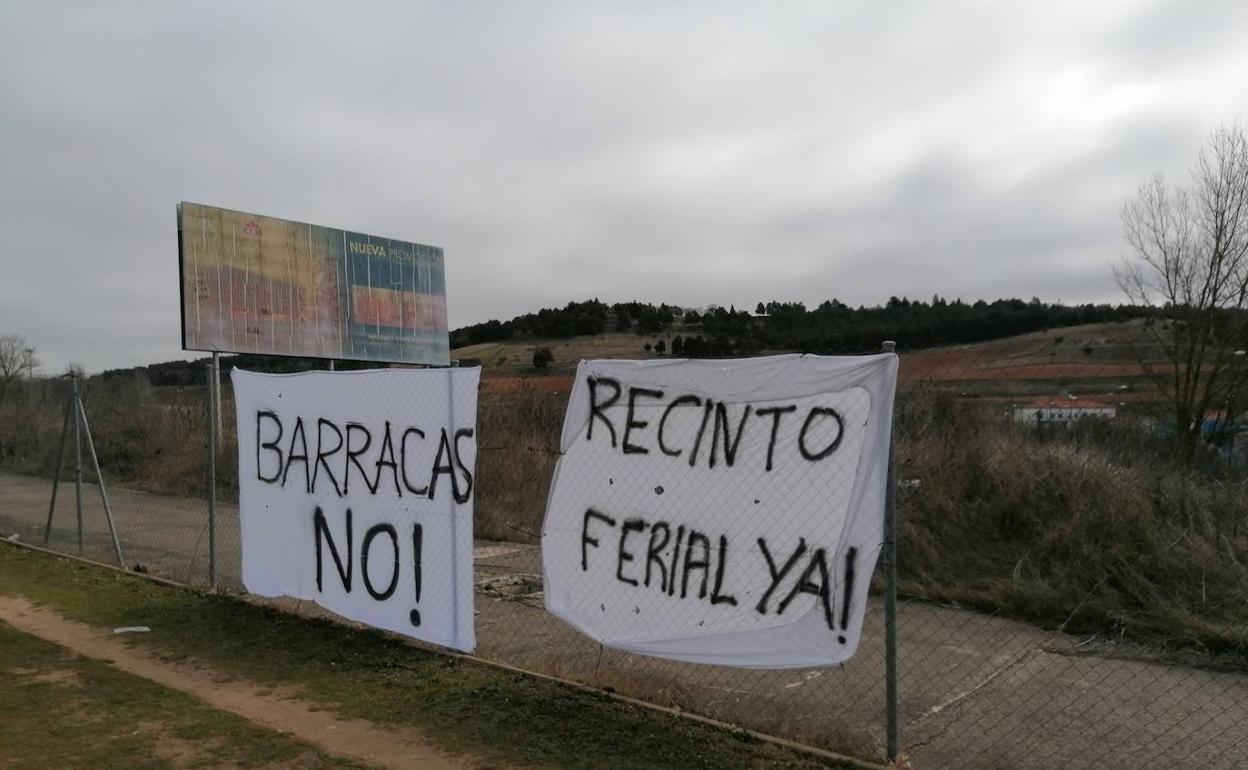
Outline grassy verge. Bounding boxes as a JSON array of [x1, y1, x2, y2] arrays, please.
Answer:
[[895, 394, 1248, 668], [0, 622, 365, 770], [0, 544, 854, 770]]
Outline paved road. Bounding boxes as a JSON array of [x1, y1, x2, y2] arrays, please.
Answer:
[[2, 471, 1244, 769]]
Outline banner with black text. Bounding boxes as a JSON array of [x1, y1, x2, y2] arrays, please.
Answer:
[[542, 354, 896, 668], [233, 367, 478, 652]]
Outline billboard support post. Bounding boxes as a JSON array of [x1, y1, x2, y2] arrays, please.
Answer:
[[882, 340, 900, 761], [212, 352, 222, 451], [206, 357, 218, 590]]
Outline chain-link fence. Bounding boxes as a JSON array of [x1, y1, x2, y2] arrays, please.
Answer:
[[1, 332, 1246, 769]]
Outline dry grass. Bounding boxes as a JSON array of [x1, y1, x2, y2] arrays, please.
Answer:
[[454, 331, 675, 373], [0, 376, 233, 501], [894, 389, 1248, 662], [475, 385, 564, 542]]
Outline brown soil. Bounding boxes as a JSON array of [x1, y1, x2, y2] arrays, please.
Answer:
[[0, 596, 482, 770], [479, 375, 574, 394], [899, 352, 1147, 382]]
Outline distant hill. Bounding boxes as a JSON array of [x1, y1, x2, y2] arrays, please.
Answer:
[[88, 297, 1153, 386], [450, 297, 1153, 369], [95, 352, 374, 388]]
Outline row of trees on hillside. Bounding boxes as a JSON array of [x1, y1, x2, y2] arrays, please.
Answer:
[[702, 297, 1147, 353], [93, 353, 377, 388], [451, 299, 683, 346], [453, 296, 1150, 355]]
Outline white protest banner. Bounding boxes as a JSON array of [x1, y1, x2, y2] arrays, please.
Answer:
[[542, 354, 896, 668], [232, 367, 479, 652]]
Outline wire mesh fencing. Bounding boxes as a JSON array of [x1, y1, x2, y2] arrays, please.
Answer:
[[885, 330, 1248, 769], [1, 326, 1246, 769], [0, 371, 225, 585]]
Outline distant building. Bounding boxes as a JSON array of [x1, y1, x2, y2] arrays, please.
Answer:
[[1012, 396, 1117, 425]]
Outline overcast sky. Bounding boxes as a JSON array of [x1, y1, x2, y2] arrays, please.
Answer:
[[3, 1, 1247, 372]]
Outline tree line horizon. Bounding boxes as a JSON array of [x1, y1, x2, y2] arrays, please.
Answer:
[[452, 296, 1152, 359], [71, 295, 1155, 388]]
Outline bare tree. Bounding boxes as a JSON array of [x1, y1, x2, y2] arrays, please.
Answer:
[[1118, 124, 1248, 462], [0, 334, 39, 402]]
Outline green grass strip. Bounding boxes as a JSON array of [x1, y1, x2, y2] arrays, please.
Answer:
[[0, 545, 855, 770]]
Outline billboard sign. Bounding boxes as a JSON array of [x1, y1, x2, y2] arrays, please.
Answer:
[[178, 202, 449, 365]]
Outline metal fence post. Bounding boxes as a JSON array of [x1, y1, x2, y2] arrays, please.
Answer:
[[882, 340, 900, 761], [207, 357, 218, 590], [43, 389, 73, 546], [77, 397, 125, 567], [73, 373, 84, 555]]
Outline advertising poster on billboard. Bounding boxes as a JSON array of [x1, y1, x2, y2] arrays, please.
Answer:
[[178, 202, 449, 366]]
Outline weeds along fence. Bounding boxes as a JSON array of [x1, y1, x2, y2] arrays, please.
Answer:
[[1, 334, 1246, 769]]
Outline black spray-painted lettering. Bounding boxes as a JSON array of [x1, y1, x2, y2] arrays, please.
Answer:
[[776, 546, 832, 630], [623, 387, 664, 455], [256, 410, 283, 483], [581, 508, 617, 571], [754, 405, 797, 472], [311, 506, 424, 628], [399, 428, 427, 495], [254, 411, 474, 503], [838, 547, 857, 644], [709, 535, 738, 606], [580, 511, 737, 609], [452, 428, 475, 505], [587, 376, 622, 447], [710, 402, 752, 468], [799, 407, 844, 461], [658, 395, 701, 457], [681, 530, 711, 599], [756, 537, 858, 639], [756, 537, 806, 615], [617, 518, 645, 586], [313, 418, 343, 495], [314, 505, 353, 592], [411, 523, 423, 627], [282, 416, 311, 493], [577, 512, 858, 641], [686, 401, 714, 468], [667, 525, 686, 596], [429, 427, 473, 504], [581, 377, 848, 471], [373, 422, 401, 498], [344, 422, 376, 495], [644, 522, 671, 591], [361, 522, 400, 600]]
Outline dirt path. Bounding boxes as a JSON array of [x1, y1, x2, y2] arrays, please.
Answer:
[[0, 596, 482, 770]]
